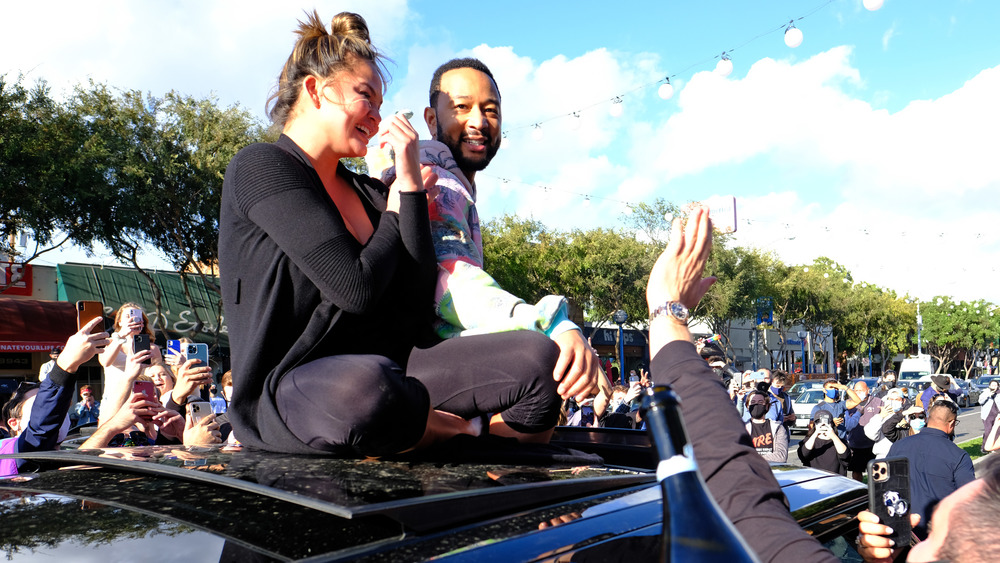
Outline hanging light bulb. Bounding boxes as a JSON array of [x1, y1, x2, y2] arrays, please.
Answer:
[[609, 96, 624, 117], [715, 53, 733, 77], [531, 123, 543, 141], [569, 111, 582, 130], [501, 130, 510, 149], [658, 78, 674, 100], [803, 267, 810, 273], [784, 22, 803, 48], [664, 212, 673, 222], [863, 0, 884, 11], [583, 196, 591, 207], [622, 204, 633, 215]]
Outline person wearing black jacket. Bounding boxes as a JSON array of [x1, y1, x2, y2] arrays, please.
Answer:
[[645, 205, 838, 562], [218, 11, 582, 457]]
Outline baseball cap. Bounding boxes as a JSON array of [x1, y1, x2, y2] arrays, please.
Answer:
[[812, 409, 834, 426]]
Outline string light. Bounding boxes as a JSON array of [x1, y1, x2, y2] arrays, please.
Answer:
[[784, 22, 803, 48], [609, 96, 624, 117], [715, 52, 733, 77], [657, 78, 674, 100], [505, 0, 842, 134]]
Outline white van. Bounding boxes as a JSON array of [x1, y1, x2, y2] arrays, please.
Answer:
[[898, 356, 935, 382]]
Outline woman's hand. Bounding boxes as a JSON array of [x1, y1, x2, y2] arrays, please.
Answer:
[[153, 409, 185, 441], [184, 413, 222, 446], [124, 349, 150, 382], [174, 359, 214, 403], [856, 510, 918, 563], [382, 113, 438, 213]]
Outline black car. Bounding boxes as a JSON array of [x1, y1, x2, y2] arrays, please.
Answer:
[[0, 426, 869, 562]]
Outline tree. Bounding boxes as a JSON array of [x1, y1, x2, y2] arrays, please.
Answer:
[[0, 75, 107, 289], [67, 81, 268, 344]]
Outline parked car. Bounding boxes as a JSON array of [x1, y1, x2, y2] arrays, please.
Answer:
[[0, 426, 869, 562], [954, 379, 973, 407], [847, 377, 878, 395], [787, 380, 825, 400], [791, 388, 828, 433], [972, 375, 1000, 394], [898, 356, 934, 382]]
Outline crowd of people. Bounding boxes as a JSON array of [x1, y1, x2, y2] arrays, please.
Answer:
[[3, 9, 998, 562]]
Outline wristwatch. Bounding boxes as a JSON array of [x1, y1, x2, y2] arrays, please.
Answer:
[[650, 300, 689, 324]]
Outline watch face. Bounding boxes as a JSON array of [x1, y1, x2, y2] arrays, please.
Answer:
[[670, 301, 689, 321]]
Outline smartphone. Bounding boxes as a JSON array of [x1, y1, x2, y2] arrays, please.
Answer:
[[629, 375, 640, 383], [132, 380, 157, 400], [867, 457, 912, 547], [132, 334, 151, 364], [696, 195, 738, 233], [165, 339, 184, 364], [127, 307, 144, 326], [186, 401, 212, 425], [186, 343, 210, 366], [76, 300, 105, 333]]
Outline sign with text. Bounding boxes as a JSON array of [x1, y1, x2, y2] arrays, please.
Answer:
[[1, 263, 32, 296]]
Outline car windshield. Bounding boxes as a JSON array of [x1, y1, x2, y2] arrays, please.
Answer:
[[796, 389, 826, 404], [975, 376, 1000, 386], [899, 371, 930, 380]]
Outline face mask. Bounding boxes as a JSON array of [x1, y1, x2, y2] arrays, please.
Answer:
[[857, 392, 867, 401], [909, 418, 926, 432], [885, 380, 895, 388], [770, 386, 781, 395], [888, 401, 902, 412], [749, 404, 769, 419], [825, 389, 839, 400]]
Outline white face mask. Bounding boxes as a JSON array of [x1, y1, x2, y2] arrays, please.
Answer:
[[857, 392, 867, 401]]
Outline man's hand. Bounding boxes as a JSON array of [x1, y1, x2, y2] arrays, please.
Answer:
[[646, 204, 716, 311], [184, 413, 222, 446], [834, 416, 845, 427], [174, 359, 214, 403], [552, 330, 599, 401], [57, 317, 111, 373]]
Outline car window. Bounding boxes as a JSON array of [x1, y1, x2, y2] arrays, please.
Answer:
[[797, 390, 825, 404], [822, 532, 864, 562]]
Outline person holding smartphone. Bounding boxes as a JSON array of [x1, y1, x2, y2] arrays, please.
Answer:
[[1, 318, 109, 476], [798, 410, 851, 476], [97, 303, 161, 427]]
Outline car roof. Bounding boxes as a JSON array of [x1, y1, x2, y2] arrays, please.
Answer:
[[0, 429, 866, 561]]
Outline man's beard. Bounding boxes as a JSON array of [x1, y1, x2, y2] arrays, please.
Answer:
[[437, 123, 500, 176]]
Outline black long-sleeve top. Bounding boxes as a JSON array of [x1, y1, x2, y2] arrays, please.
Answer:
[[218, 135, 436, 453], [652, 341, 838, 563]]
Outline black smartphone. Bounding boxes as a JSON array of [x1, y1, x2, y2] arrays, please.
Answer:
[[132, 333, 151, 364], [867, 457, 912, 547]]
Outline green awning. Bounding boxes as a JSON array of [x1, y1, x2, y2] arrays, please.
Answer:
[[56, 263, 227, 348]]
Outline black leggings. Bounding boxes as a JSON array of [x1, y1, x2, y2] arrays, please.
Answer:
[[275, 330, 560, 456]]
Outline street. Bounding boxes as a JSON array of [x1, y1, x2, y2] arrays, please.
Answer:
[[786, 406, 984, 466]]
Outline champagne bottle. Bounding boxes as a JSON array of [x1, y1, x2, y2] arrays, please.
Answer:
[[640, 385, 760, 562]]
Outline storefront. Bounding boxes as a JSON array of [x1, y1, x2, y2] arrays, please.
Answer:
[[585, 325, 649, 385]]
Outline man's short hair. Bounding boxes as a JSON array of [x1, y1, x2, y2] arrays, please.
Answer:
[[927, 400, 959, 426], [428, 58, 500, 108], [772, 373, 787, 385], [823, 378, 838, 387], [937, 458, 1000, 562], [2, 381, 40, 432]]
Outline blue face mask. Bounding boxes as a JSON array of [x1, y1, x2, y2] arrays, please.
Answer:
[[825, 389, 839, 400], [910, 418, 926, 432], [770, 386, 781, 395]]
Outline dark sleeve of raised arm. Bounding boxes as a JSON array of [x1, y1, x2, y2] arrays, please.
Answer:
[[651, 341, 838, 563], [228, 145, 405, 315], [396, 190, 437, 301]]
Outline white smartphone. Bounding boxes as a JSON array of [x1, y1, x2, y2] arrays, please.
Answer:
[[186, 401, 212, 424]]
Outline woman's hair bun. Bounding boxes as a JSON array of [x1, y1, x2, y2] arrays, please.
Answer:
[[330, 12, 371, 43]]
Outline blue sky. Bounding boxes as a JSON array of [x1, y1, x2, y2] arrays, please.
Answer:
[[2, 0, 998, 305]]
